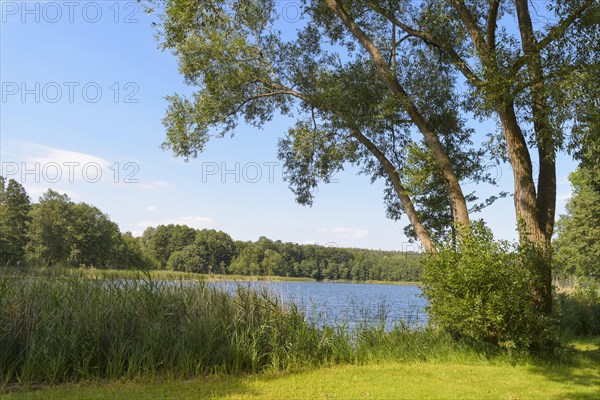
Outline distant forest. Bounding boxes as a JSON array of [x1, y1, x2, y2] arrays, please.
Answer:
[[0, 178, 423, 282]]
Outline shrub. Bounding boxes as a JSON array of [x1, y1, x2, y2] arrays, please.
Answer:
[[422, 223, 556, 352]]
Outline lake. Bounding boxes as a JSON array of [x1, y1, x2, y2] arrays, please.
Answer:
[[210, 280, 428, 330]]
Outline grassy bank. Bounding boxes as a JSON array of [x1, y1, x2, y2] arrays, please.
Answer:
[[2, 268, 598, 398], [4, 337, 599, 399]]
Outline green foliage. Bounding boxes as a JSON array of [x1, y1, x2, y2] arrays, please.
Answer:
[[422, 223, 557, 352], [167, 245, 206, 272], [553, 166, 600, 279], [1, 183, 421, 281], [112, 232, 153, 270], [141, 224, 197, 269], [68, 203, 121, 267], [26, 190, 73, 267], [228, 239, 422, 282], [26, 190, 123, 269], [0, 178, 31, 266], [194, 229, 236, 273]]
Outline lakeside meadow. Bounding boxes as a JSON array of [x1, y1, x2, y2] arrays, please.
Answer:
[[1, 266, 599, 398], [2, 0, 600, 398]]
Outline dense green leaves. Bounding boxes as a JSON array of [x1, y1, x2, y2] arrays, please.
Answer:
[[422, 223, 557, 351], [26, 190, 73, 267], [553, 166, 600, 279], [0, 178, 31, 266], [68, 203, 121, 267], [25, 189, 138, 269]]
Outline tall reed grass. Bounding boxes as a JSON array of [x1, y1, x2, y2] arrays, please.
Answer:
[[0, 271, 357, 386], [0, 269, 490, 388]]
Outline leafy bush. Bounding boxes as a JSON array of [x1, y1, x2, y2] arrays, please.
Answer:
[[422, 223, 556, 352]]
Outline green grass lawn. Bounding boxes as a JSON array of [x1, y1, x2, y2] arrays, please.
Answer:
[[4, 338, 598, 400]]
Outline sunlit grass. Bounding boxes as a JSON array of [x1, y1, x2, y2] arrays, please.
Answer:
[[4, 337, 598, 400]]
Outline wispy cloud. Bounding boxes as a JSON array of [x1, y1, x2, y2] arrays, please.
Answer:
[[146, 206, 157, 212], [18, 142, 111, 169], [319, 227, 369, 239], [557, 191, 573, 202], [2, 141, 115, 186]]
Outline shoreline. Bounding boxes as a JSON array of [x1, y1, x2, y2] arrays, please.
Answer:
[[25, 267, 422, 286]]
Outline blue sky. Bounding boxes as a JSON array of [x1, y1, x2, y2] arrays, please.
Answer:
[[0, 1, 577, 250]]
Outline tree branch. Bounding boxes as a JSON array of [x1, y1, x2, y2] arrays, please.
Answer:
[[450, 0, 489, 56], [509, 0, 594, 76], [348, 125, 437, 252], [368, 2, 483, 87], [326, 0, 471, 230], [486, 0, 501, 52]]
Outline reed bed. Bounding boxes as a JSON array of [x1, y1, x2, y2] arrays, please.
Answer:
[[0, 270, 476, 388], [0, 272, 357, 386]]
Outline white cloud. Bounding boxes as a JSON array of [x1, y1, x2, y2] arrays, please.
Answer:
[[2, 142, 113, 186], [18, 142, 111, 169], [319, 227, 369, 239], [557, 191, 573, 202], [146, 206, 157, 212]]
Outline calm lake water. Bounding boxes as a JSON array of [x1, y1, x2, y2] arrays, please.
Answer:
[[210, 281, 428, 330]]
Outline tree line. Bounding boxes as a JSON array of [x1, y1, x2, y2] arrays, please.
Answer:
[[0, 177, 422, 282], [142, 225, 422, 282]]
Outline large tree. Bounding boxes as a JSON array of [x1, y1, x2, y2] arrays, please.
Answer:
[[68, 202, 121, 267], [0, 177, 31, 266], [27, 190, 74, 267], [553, 166, 600, 280], [27, 190, 122, 268], [153, 0, 598, 314]]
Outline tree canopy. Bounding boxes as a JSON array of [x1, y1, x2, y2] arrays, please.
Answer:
[[0, 177, 31, 266], [0, 179, 421, 281], [153, 0, 598, 313]]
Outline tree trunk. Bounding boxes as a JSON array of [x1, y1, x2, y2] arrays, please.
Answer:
[[499, 103, 552, 314], [350, 128, 437, 253], [514, 0, 557, 314]]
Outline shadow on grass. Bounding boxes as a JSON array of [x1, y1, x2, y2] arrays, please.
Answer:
[[1, 373, 277, 400], [527, 337, 600, 400]]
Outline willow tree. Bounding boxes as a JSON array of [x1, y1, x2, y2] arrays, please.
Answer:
[[153, 0, 598, 314]]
